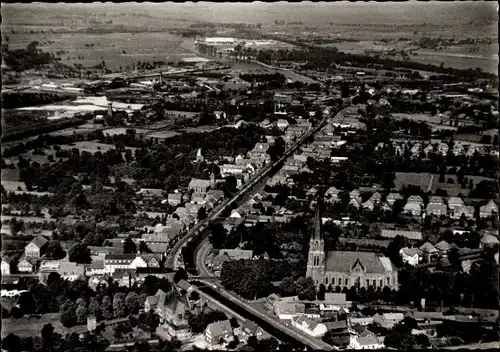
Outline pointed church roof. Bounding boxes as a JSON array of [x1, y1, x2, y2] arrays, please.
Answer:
[[312, 200, 323, 241]]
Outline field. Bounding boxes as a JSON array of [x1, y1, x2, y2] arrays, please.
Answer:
[[392, 113, 458, 132], [1, 313, 88, 338], [102, 127, 151, 136], [395, 172, 496, 197], [59, 141, 138, 153], [4, 30, 199, 71], [322, 41, 498, 74]]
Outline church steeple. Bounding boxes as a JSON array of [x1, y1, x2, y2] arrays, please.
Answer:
[[312, 200, 324, 241], [307, 200, 325, 285]]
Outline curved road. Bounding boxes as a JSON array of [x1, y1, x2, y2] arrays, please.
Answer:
[[166, 110, 331, 270], [192, 280, 336, 351]]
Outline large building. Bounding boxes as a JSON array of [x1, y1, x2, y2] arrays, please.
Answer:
[[306, 202, 399, 290], [196, 37, 236, 47]]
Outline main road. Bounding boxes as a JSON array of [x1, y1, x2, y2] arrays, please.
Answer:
[[191, 280, 336, 351], [165, 109, 333, 270]]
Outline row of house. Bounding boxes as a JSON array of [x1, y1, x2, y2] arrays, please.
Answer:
[[325, 188, 498, 219], [378, 139, 497, 157]]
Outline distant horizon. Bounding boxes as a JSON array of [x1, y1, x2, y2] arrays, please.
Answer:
[[3, 1, 498, 26]]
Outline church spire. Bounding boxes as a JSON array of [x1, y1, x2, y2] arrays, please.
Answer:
[[313, 199, 323, 241]]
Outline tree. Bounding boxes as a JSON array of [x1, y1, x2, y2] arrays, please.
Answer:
[[76, 304, 88, 325], [279, 277, 297, 297], [60, 300, 77, 328], [173, 268, 188, 283], [386, 235, 408, 268], [229, 317, 239, 328], [384, 323, 415, 350], [448, 247, 461, 271], [45, 240, 66, 259], [125, 292, 140, 316], [317, 284, 326, 301], [1, 333, 21, 352], [113, 292, 126, 319], [139, 311, 160, 335], [101, 296, 114, 320], [295, 277, 316, 301], [68, 243, 91, 264], [124, 237, 137, 254], [41, 323, 54, 340], [88, 297, 102, 321], [138, 241, 151, 253], [197, 207, 207, 221]]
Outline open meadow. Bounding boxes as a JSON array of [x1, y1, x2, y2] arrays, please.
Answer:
[[1, 313, 88, 338], [395, 172, 496, 197]]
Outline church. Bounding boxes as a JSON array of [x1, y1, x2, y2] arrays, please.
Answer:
[[306, 202, 399, 291]]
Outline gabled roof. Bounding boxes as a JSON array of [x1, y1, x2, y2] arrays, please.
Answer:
[[325, 251, 395, 274], [419, 242, 437, 253], [435, 240, 451, 251], [448, 197, 464, 205], [29, 236, 48, 249], [381, 229, 422, 240], [293, 315, 320, 331], [206, 319, 232, 336], [400, 247, 422, 257]]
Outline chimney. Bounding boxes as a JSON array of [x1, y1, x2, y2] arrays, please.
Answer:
[[107, 101, 113, 116]]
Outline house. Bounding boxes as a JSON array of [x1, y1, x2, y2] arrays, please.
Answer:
[[136, 188, 164, 199], [167, 193, 183, 206], [423, 143, 434, 154], [350, 317, 374, 326], [238, 320, 269, 342], [435, 240, 451, 255], [319, 293, 348, 312], [1, 258, 11, 275], [209, 249, 253, 275], [104, 253, 137, 273], [447, 197, 464, 211], [188, 177, 213, 194], [480, 234, 499, 248], [419, 242, 439, 262], [386, 193, 402, 205], [452, 205, 475, 219], [57, 262, 85, 281], [372, 313, 404, 329], [381, 203, 392, 212], [381, 229, 423, 241], [190, 192, 206, 205], [205, 320, 233, 345], [479, 200, 498, 218], [428, 196, 444, 205], [437, 142, 449, 155], [39, 259, 61, 272], [25, 236, 49, 258], [349, 335, 385, 350], [362, 200, 375, 211], [274, 301, 305, 320], [265, 293, 281, 312], [400, 247, 422, 266], [85, 261, 106, 277], [407, 195, 424, 206], [17, 257, 36, 273], [291, 315, 327, 338], [349, 190, 360, 199], [426, 203, 448, 217], [403, 203, 422, 216], [145, 288, 191, 340], [277, 119, 289, 130], [349, 197, 362, 209], [369, 192, 382, 205]]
